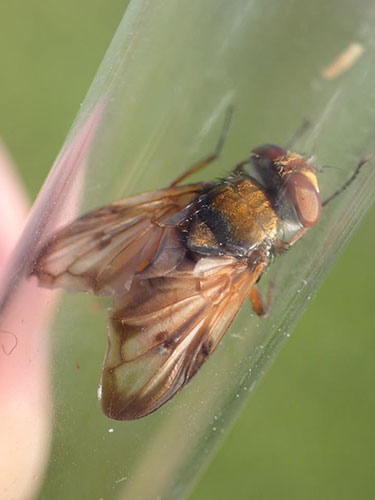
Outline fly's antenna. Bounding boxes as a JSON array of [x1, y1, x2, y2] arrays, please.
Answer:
[[322, 155, 372, 207]]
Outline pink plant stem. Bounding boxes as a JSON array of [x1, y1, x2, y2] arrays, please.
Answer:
[[0, 101, 105, 499]]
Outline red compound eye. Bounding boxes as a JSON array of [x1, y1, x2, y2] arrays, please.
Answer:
[[286, 173, 321, 227]]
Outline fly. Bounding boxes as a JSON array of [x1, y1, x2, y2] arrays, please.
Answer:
[[31, 113, 369, 420]]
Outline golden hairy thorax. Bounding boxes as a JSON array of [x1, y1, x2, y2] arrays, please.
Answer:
[[188, 177, 279, 255]]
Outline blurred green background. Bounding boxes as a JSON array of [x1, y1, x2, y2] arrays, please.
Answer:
[[1, 1, 374, 499]]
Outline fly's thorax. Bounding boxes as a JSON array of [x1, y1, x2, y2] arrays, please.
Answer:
[[186, 177, 279, 258]]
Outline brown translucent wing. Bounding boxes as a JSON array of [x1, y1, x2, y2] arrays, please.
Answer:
[[101, 256, 265, 420], [32, 184, 205, 296]]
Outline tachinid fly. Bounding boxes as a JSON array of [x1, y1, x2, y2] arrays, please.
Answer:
[[31, 118, 368, 420]]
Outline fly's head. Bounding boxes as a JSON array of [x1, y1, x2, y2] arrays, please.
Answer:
[[250, 144, 321, 229]]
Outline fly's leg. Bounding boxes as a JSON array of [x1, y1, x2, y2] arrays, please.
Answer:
[[170, 107, 233, 187], [286, 120, 313, 151], [322, 155, 372, 207], [273, 227, 308, 254], [249, 283, 274, 318]]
